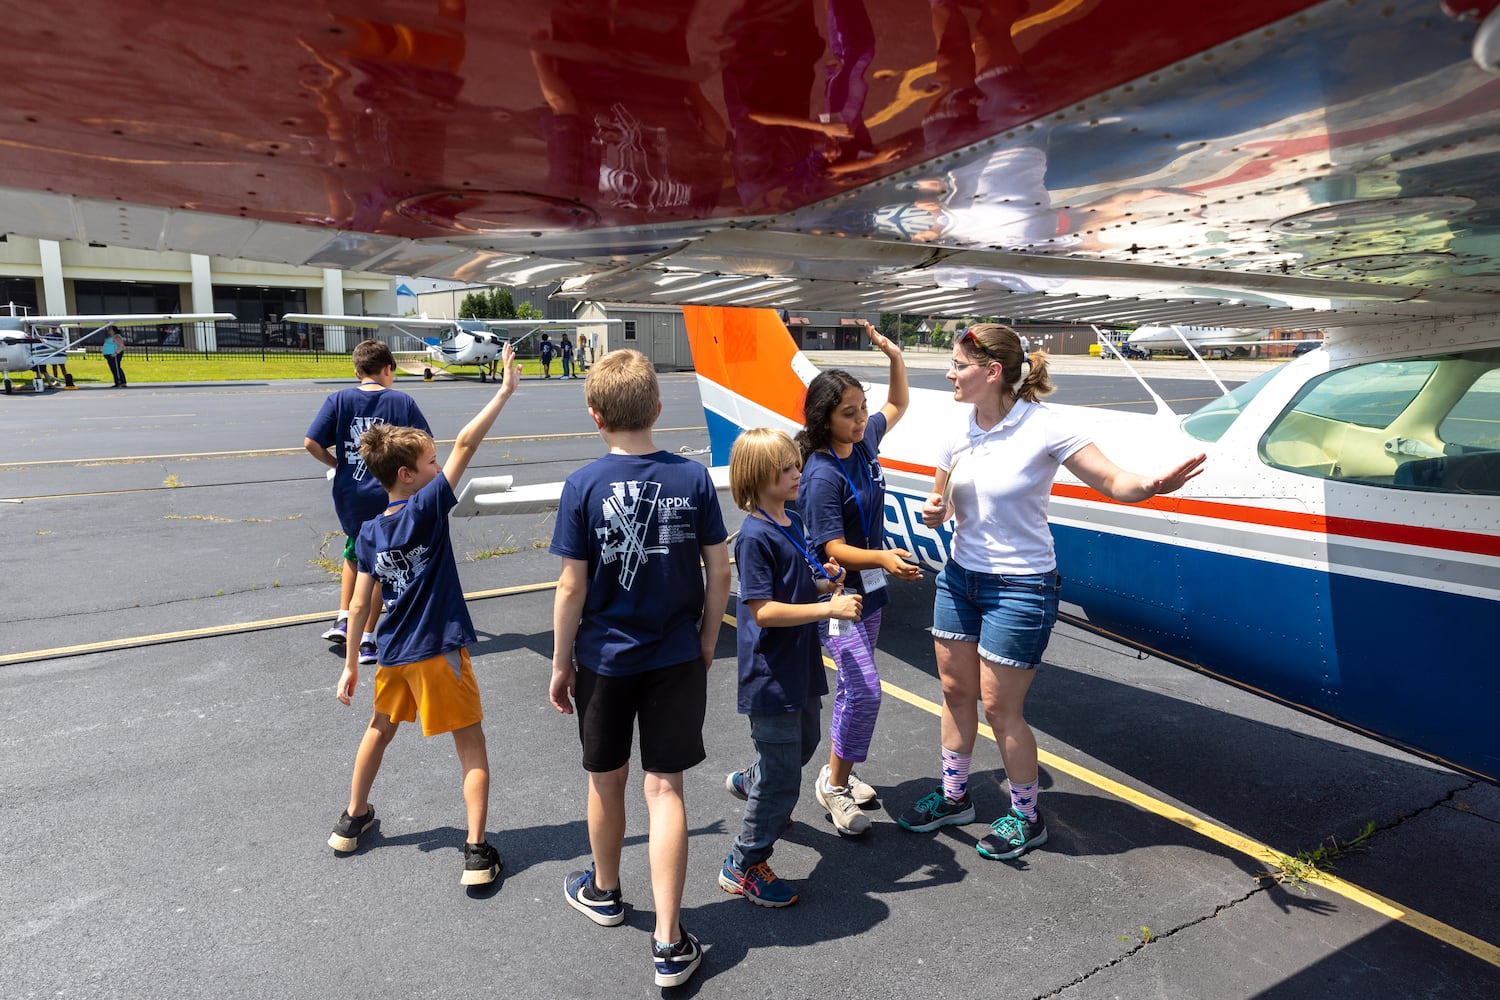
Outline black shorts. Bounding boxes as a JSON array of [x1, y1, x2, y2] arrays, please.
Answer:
[[575, 658, 707, 774]]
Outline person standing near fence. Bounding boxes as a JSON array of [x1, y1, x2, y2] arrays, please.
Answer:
[[101, 325, 127, 388]]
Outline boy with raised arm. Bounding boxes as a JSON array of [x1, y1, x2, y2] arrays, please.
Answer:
[[327, 344, 519, 887], [548, 349, 731, 989]]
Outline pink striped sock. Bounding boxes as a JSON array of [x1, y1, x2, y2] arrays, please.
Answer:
[[941, 747, 971, 801]]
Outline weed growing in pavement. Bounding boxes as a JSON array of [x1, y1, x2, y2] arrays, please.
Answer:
[[1259, 821, 1377, 891], [467, 545, 518, 561], [163, 473, 183, 488]]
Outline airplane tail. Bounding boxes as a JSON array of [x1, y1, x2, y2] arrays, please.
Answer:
[[681, 307, 818, 465]]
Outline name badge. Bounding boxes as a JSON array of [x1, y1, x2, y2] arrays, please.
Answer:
[[826, 616, 845, 637], [860, 568, 887, 593]]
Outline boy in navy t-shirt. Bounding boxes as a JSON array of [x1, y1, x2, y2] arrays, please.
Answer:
[[304, 340, 431, 661], [719, 429, 861, 909], [549, 349, 730, 989], [326, 344, 519, 888]]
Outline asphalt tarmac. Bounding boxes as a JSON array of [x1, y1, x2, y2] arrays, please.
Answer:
[[3, 366, 1496, 999]]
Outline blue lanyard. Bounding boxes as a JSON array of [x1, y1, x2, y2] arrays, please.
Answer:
[[828, 447, 879, 548], [756, 509, 835, 582], [385, 498, 409, 513]]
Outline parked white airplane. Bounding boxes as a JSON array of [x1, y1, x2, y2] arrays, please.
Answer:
[[281, 315, 612, 382]]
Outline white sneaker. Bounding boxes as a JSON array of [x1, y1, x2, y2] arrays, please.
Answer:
[[815, 765, 871, 836], [847, 770, 878, 807]]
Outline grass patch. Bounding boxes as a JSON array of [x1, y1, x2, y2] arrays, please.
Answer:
[[14, 354, 546, 385], [164, 514, 232, 522], [310, 531, 346, 579], [1258, 821, 1377, 891], [467, 545, 519, 561]]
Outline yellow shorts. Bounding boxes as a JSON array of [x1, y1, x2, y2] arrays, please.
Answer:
[[373, 648, 483, 737]]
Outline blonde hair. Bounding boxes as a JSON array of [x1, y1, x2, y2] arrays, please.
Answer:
[[358, 423, 434, 489], [729, 428, 801, 512], [958, 323, 1054, 403], [584, 349, 659, 431]]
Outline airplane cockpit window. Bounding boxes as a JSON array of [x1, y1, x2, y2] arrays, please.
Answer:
[[1259, 349, 1500, 495], [1180, 368, 1280, 443]]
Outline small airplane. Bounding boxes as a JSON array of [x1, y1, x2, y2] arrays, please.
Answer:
[[1121, 325, 1323, 359], [1, 311, 234, 395], [1, 0, 1497, 784], [281, 315, 613, 382]]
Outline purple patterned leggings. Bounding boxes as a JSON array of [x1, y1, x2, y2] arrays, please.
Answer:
[[825, 608, 883, 763]]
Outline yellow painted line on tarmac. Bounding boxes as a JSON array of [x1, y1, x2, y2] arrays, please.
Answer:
[[0, 580, 560, 667], [829, 656, 1500, 968], [2, 427, 706, 470]]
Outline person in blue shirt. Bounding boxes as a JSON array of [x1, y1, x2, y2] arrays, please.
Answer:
[[539, 332, 555, 378], [549, 349, 731, 989], [305, 341, 432, 663], [796, 323, 921, 836], [326, 343, 519, 888], [559, 333, 575, 378], [720, 428, 861, 909]]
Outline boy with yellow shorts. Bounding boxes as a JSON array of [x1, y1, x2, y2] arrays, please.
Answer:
[[328, 343, 519, 886]]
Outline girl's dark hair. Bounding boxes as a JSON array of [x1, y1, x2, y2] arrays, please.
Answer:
[[795, 369, 864, 461]]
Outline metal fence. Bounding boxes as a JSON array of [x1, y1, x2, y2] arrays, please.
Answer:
[[109, 320, 562, 362]]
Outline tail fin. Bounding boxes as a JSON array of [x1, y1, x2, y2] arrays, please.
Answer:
[[682, 306, 818, 465]]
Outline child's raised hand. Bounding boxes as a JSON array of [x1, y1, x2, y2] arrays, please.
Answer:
[[500, 342, 520, 392], [821, 556, 845, 588], [828, 591, 863, 621]]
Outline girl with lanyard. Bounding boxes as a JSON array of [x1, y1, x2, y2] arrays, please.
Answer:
[[796, 323, 921, 836], [721, 429, 862, 907], [900, 324, 1204, 859]]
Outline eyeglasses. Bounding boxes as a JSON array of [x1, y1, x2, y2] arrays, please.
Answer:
[[947, 358, 992, 372]]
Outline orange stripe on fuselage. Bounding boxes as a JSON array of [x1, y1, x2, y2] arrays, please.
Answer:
[[882, 460, 1499, 559], [682, 306, 807, 425]]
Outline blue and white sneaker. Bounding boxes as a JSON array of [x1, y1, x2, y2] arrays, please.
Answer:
[[321, 619, 349, 644], [719, 853, 797, 908], [725, 769, 749, 801], [564, 865, 624, 926], [976, 808, 1048, 860], [358, 640, 377, 665], [652, 926, 703, 987]]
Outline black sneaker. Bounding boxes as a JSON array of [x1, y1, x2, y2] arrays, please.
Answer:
[[564, 864, 625, 926], [976, 808, 1049, 860], [652, 926, 703, 988], [461, 841, 502, 885], [327, 805, 375, 852], [897, 789, 975, 832]]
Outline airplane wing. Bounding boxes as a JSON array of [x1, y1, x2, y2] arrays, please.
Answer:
[[280, 314, 460, 330], [26, 313, 235, 351], [0, 0, 1497, 337]]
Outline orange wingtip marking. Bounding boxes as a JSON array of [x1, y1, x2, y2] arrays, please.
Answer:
[[682, 306, 807, 425]]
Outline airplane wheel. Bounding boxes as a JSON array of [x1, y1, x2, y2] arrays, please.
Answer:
[[424, 367, 433, 381], [3, 378, 11, 395], [479, 369, 487, 383]]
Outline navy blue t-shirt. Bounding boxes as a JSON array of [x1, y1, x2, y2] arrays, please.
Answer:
[[797, 410, 890, 615], [355, 474, 474, 667], [734, 512, 829, 716], [306, 386, 431, 537], [551, 452, 728, 676]]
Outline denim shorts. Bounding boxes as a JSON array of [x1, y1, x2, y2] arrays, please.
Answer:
[[931, 561, 1061, 669]]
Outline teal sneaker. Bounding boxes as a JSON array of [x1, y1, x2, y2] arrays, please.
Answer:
[[897, 789, 975, 832], [976, 808, 1048, 860]]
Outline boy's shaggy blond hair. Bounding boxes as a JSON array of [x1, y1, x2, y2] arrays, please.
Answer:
[[729, 428, 801, 512]]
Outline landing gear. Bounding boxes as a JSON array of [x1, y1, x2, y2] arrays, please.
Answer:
[[423, 367, 434, 381], [478, 368, 487, 383], [3, 377, 12, 395]]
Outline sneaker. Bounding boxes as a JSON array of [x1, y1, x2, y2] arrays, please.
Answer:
[[897, 789, 976, 832], [725, 769, 749, 801], [719, 853, 797, 908], [815, 765, 871, 836], [564, 864, 625, 926], [460, 841, 502, 885], [652, 926, 703, 988], [976, 808, 1049, 861], [327, 805, 375, 852], [847, 770, 878, 807], [358, 640, 377, 665], [321, 619, 348, 644]]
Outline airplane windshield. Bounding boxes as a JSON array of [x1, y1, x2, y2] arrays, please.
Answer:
[[1180, 368, 1281, 443]]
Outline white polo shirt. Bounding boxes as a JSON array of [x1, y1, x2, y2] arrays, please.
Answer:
[[938, 400, 1091, 575]]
